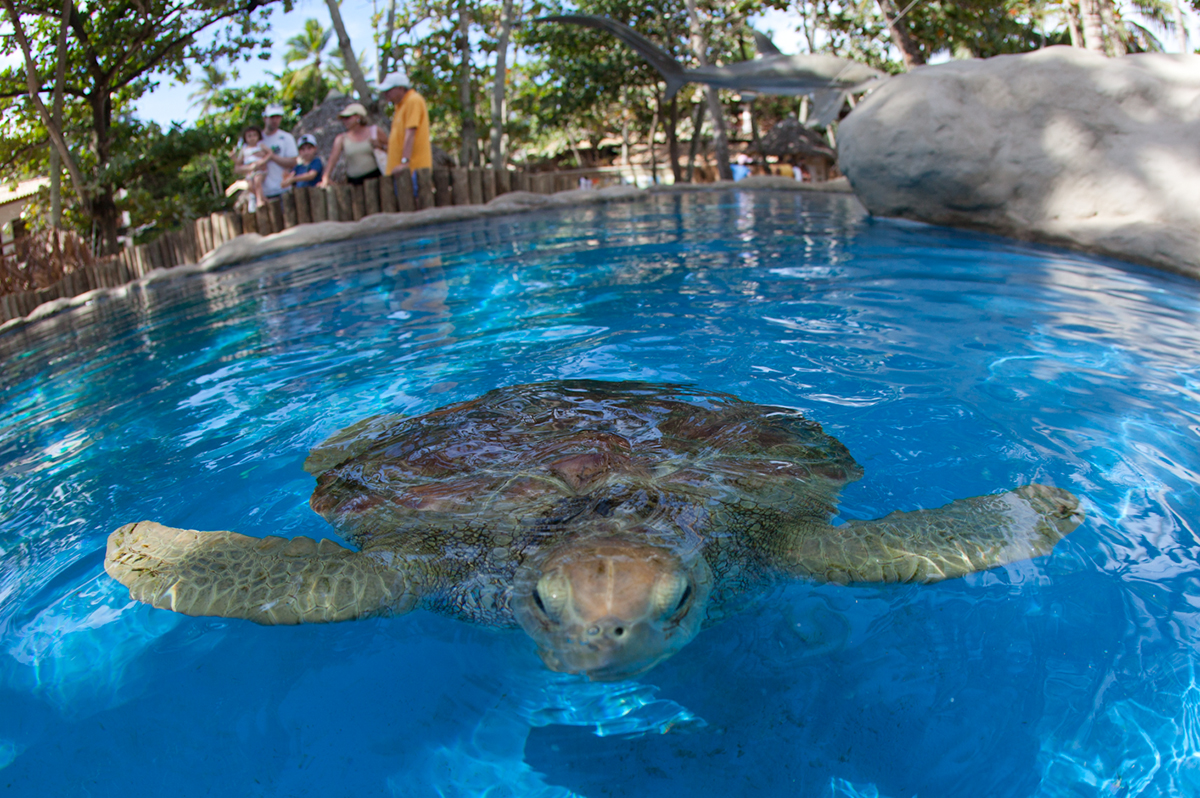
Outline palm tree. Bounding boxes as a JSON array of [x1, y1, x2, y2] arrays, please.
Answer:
[[282, 19, 333, 91], [278, 19, 335, 111], [188, 64, 232, 116]]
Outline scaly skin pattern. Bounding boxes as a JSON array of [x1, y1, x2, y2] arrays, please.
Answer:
[[778, 484, 1082, 584], [105, 521, 420, 624]]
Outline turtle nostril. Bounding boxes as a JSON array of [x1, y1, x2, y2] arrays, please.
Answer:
[[613, 626, 625, 637]]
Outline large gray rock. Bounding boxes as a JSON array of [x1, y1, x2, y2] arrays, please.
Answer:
[[837, 46, 1200, 278]]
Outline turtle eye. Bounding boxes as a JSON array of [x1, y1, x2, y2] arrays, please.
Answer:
[[535, 573, 570, 620], [674, 583, 693, 614], [652, 574, 689, 618]]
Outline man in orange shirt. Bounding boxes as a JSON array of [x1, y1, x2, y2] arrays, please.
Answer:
[[378, 70, 431, 178]]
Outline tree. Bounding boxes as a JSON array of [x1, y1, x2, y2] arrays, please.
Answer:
[[0, 0, 288, 255], [518, 0, 749, 180], [877, 0, 925, 67], [458, 0, 481, 166], [189, 64, 235, 115], [683, 0, 733, 180], [489, 0, 519, 165], [280, 19, 334, 112]]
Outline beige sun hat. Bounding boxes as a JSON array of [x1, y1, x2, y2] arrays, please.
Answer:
[[338, 102, 369, 119]]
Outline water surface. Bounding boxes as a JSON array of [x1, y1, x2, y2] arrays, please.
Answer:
[[2, 191, 1199, 797]]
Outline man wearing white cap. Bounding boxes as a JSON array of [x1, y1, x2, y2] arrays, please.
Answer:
[[378, 70, 431, 178], [259, 103, 299, 198]]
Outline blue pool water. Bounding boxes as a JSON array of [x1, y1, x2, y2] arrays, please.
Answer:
[[2, 190, 1199, 797]]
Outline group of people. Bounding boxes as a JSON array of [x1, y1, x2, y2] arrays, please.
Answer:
[[233, 70, 431, 212]]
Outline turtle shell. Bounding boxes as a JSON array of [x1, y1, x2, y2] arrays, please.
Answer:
[[305, 381, 862, 551]]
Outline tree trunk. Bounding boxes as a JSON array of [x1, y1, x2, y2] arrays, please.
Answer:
[[566, 128, 584, 168], [667, 95, 682, 184], [1079, 0, 1106, 52], [89, 87, 121, 255], [1174, 0, 1189, 52], [799, 3, 816, 52], [619, 87, 633, 184], [683, 0, 731, 181], [877, 0, 925, 68], [648, 98, 660, 185], [458, 0, 479, 167], [1098, 0, 1126, 55], [1066, 2, 1083, 47], [748, 97, 761, 168], [50, 0, 70, 237], [378, 0, 397, 83], [325, 0, 374, 103], [686, 99, 705, 182], [3, 0, 89, 209], [489, 0, 516, 166]]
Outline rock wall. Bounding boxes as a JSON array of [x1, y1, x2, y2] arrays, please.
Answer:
[[837, 46, 1200, 279]]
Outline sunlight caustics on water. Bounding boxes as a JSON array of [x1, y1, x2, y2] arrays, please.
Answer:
[[1, 191, 1199, 797]]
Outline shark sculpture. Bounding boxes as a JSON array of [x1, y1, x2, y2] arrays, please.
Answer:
[[537, 15, 888, 128]]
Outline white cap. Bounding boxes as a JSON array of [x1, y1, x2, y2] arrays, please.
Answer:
[[377, 71, 409, 92], [263, 103, 285, 117]]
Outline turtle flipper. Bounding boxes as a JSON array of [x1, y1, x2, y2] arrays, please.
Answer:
[[785, 484, 1083, 584], [104, 521, 420, 624]]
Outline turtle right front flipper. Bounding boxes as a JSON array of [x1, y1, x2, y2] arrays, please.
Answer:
[[105, 521, 421, 624]]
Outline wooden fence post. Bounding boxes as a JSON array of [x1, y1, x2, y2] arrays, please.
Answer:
[[268, 198, 284, 232], [350, 184, 366, 220], [380, 173, 398, 214], [282, 191, 299, 228], [395, 169, 414, 212], [295, 186, 312, 224], [311, 187, 328, 223], [468, 168, 484, 205], [255, 205, 272, 235], [495, 168, 511, 196], [195, 217, 211, 256], [451, 167, 471, 206], [416, 169, 434, 210], [335, 185, 352, 222], [513, 169, 529, 193], [364, 178, 381, 216], [482, 169, 496, 202], [210, 212, 226, 246], [433, 168, 452, 207]]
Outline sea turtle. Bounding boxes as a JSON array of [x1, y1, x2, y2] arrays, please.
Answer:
[[105, 380, 1082, 681]]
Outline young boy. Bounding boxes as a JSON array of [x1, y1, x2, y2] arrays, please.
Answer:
[[283, 134, 324, 189]]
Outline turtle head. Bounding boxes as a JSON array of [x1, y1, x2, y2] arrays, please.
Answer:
[[513, 537, 712, 681]]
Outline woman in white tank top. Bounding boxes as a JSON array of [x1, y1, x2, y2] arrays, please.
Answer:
[[320, 102, 389, 187]]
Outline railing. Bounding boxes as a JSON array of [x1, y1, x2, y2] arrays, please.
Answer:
[[0, 166, 619, 326]]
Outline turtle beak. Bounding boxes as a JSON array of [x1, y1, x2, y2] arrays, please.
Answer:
[[535, 615, 677, 682]]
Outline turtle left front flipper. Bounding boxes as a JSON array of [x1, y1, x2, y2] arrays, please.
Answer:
[[783, 484, 1083, 584], [105, 521, 421, 624]]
